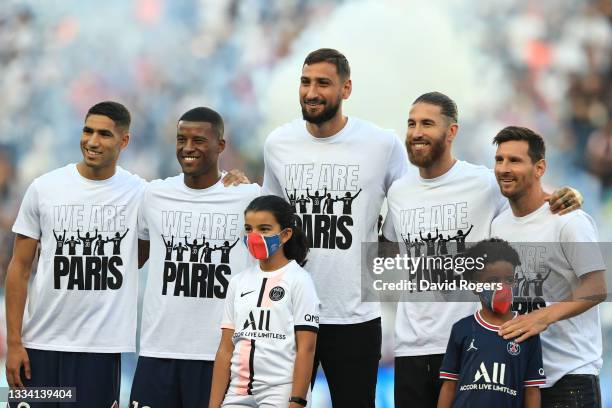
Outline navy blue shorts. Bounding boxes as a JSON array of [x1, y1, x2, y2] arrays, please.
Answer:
[[9, 348, 121, 408], [129, 356, 214, 408]]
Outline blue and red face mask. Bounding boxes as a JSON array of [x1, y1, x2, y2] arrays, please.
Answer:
[[243, 232, 282, 260], [479, 283, 514, 314]]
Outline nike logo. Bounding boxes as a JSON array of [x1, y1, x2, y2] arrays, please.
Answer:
[[240, 290, 255, 297]]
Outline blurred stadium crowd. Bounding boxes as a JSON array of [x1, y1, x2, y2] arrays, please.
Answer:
[[0, 0, 610, 404]]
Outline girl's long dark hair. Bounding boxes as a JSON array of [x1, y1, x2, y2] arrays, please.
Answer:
[[245, 195, 309, 266]]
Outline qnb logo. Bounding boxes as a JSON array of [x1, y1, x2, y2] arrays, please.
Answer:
[[243, 310, 271, 331], [304, 314, 319, 323], [474, 362, 506, 385]]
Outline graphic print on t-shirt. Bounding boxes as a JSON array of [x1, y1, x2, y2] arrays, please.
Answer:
[[398, 202, 476, 291], [509, 245, 551, 315], [159, 210, 241, 299], [52, 204, 128, 290], [283, 163, 361, 250]]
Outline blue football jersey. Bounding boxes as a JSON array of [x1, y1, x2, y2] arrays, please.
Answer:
[[440, 310, 546, 407]]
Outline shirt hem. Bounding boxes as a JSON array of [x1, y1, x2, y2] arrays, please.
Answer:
[[395, 347, 447, 357], [139, 350, 216, 360], [23, 342, 134, 353], [319, 312, 380, 325]]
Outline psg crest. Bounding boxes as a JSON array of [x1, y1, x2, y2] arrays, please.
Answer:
[[507, 341, 521, 356], [269, 286, 285, 301]]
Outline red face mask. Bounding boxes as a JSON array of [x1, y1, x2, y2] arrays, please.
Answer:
[[242, 232, 282, 260], [480, 283, 514, 314]]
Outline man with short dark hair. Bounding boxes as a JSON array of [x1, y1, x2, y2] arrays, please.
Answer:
[[491, 126, 606, 408], [262, 48, 409, 407], [382, 93, 582, 408], [130, 107, 259, 408], [493, 126, 546, 162], [6, 101, 146, 407]]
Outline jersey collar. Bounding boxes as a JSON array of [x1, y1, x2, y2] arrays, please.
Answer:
[[475, 310, 517, 332]]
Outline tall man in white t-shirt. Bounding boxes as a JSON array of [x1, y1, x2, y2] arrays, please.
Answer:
[[130, 107, 260, 407], [382, 92, 583, 408], [6, 101, 147, 407], [262, 48, 409, 407], [490, 126, 606, 408]]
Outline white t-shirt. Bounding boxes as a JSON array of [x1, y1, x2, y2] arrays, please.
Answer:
[[221, 261, 320, 395], [491, 203, 605, 387], [137, 175, 260, 360], [12, 164, 146, 352], [383, 160, 507, 356], [262, 117, 408, 324]]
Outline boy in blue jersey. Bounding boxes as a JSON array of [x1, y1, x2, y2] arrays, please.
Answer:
[[437, 239, 546, 408]]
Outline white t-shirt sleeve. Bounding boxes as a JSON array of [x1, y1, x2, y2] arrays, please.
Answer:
[[560, 213, 606, 277], [292, 273, 320, 332], [262, 139, 284, 197], [12, 181, 41, 240], [383, 133, 409, 193], [221, 276, 238, 330], [137, 186, 150, 240]]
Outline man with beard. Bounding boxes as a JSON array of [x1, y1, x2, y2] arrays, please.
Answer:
[[262, 48, 409, 407], [382, 93, 582, 408], [130, 107, 259, 408], [491, 127, 605, 408]]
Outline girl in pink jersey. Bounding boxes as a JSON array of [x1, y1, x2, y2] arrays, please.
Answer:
[[209, 195, 319, 408]]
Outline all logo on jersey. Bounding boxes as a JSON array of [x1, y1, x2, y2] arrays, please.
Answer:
[[233, 308, 286, 340], [160, 210, 240, 299], [459, 361, 518, 396], [474, 362, 506, 384], [243, 310, 271, 331], [52, 204, 128, 290], [284, 163, 360, 250]]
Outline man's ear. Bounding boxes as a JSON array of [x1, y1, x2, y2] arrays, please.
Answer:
[[446, 123, 459, 144], [535, 159, 546, 179], [218, 137, 226, 153], [342, 78, 352, 100], [120, 132, 130, 150]]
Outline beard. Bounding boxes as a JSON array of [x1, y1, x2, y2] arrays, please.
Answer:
[[407, 134, 447, 168], [497, 174, 532, 201], [301, 96, 341, 124]]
